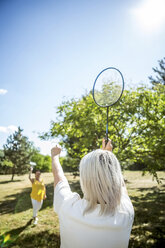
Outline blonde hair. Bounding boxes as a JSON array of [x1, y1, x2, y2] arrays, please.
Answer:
[[79, 149, 124, 216]]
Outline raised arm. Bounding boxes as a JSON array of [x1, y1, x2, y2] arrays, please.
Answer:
[[51, 145, 65, 187], [29, 167, 34, 184]]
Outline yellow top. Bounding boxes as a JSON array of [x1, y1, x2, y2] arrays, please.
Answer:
[[30, 178, 45, 202]]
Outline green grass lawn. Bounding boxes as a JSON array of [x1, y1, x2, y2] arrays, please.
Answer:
[[0, 171, 165, 248]]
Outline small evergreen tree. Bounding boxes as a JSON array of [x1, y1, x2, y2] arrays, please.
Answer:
[[3, 127, 34, 180], [149, 57, 165, 86]]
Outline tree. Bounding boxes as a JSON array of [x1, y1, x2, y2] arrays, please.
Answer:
[[0, 149, 4, 167], [59, 156, 80, 173], [149, 57, 165, 86], [0, 149, 13, 174], [129, 87, 165, 177], [31, 151, 51, 172], [3, 127, 34, 180], [40, 87, 165, 178]]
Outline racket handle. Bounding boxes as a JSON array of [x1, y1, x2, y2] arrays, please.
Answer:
[[105, 107, 109, 146]]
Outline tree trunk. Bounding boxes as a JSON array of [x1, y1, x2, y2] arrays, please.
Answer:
[[11, 167, 15, 181]]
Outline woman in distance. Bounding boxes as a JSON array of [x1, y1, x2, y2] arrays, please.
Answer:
[[29, 168, 46, 225]]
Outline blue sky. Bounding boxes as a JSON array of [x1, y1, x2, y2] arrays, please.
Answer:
[[0, 0, 165, 155]]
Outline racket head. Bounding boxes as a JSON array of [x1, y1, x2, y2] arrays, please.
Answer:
[[93, 67, 124, 107], [30, 162, 36, 169]]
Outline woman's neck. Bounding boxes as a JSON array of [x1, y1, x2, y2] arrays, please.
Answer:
[[36, 178, 41, 182]]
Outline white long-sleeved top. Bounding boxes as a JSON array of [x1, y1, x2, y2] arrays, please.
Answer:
[[54, 179, 134, 248]]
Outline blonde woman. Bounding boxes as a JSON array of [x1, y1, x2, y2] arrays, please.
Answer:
[[29, 168, 46, 224], [51, 139, 134, 248]]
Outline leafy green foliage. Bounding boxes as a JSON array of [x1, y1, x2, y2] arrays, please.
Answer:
[[3, 127, 34, 180], [0, 159, 13, 175], [41, 86, 165, 177], [31, 152, 51, 172], [94, 81, 122, 107], [60, 156, 80, 173], [0, 149, 13, 174]]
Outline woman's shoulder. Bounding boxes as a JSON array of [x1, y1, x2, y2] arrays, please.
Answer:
[[37, 178, 45, 185], [32, 178, 35, 183], [119, 187, 134, 216]]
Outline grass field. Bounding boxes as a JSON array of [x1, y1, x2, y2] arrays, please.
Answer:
[[0, 171, 165, 248]]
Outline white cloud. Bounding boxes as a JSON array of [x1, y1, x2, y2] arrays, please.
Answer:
[[0, 128, 66, 157], [37, 140, 66, 156], [29, 133, 66, 156], [0, 89, 8, 95], [0, 125, 18, 133], [35, 140, 54, 156]]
